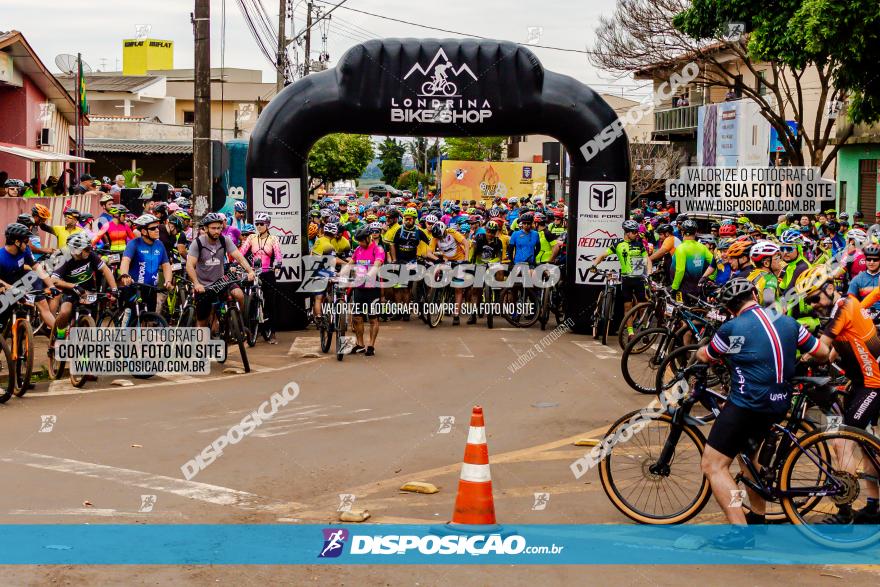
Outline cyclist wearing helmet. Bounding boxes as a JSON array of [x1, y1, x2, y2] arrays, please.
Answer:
[[0, 223, 55, 330], [96, 193, 116, 231], [382, 208, 402, 263], [159, 213, 190, 259], [186, 212, 255, 329], [670, 219, 714, 300], [711, 238, 734, 286], [337, 200, 350, 225], [848, 244, 880, 311], [843, 228, 868, 279], [344, 229, 384, 356], [38, 208, 84, 249], [696, 278, 828, 543], [240, 213, 282, 343], [51, 232, 118, 349], [825, 220, 845, 256], [549, 209, 566, 238], [718, 224, 737, 238], [778, 230, 811, 299], [748, 241, 784, 307], [118, 214, 173, 311], [15, 213, 53, 261], [508, 212, 539, 266], [591, 220, 653, 336], [390, 208, 430, 314], [534, 214, 562, 264], [725, 239, 754, 280], [221, 213, 242, 247], [649, 223, 679, 283], [426, 221, 470, 325], [232, 200, 248, 232], [798, 266, 880, 524], [92, 205, 135, 252]]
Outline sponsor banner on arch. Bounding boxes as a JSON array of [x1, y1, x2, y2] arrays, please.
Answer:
[[252, 177, 302, 283], [575, 181, 627, 285], [440, 160, 548, 204]]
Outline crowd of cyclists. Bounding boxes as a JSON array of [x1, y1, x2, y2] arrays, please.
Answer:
[[0, 184, 285, 395], [597, 204, 880, 544], [307, 192, 568, 356]]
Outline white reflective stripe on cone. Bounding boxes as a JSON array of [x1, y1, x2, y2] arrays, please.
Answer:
[[460, 462, 491, 483], [466, 426, 486, 445]]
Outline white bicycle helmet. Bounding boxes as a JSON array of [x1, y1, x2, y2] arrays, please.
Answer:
[[67, 232, 92, 253], [750, 241, 780, 263], [847, 228, 868, 246]]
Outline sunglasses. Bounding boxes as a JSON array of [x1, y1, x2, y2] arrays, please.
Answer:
[[255, 222, 267, 226], [867, 257, 880, 263], [145, 225, 160, 231], [780, 245, 797, 254], [805, 293, 824, 304]]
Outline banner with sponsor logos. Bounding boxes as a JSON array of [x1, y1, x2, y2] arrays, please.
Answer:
[[251, 178, 302, 283], [440, 161, 547, 204], [575, 181, 627, 284]]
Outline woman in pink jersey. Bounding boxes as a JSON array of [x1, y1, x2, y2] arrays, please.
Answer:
[[239, 213, 283, 344], [346, 229, 384, 356]]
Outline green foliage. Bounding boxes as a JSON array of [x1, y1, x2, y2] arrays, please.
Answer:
[[444, 136, 506, 161], [308, 134, 375, 190], [673, 0, 880, 124], [122, 168, 143, 188], [396, 170, 431, 192], [377, 137, 406, 186]]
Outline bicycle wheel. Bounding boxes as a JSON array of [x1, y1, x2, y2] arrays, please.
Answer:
[[779, 426, 880, 549], [592, 291, 606, 340], [131, 312, 166, 380], [245, 293, 259, 347], [0, 335, 13, 403], [598, 410, 712, 524], [70, 315, 96, 388], [227, 307, 250, 373], [179, 306, 196, 328], [483, 285, 497, 329], [618, 302, 656, 351], [538, 288, 551, 331], [46, 329, 65, 380], [621, 328, 676, 394], [502, 286, 539, 328], [335, 309, 348, 361], [600, 287, 615, 346], [319, 312, 332, 354], [427, 287, 443, 328], [12, 319, 34, 396]]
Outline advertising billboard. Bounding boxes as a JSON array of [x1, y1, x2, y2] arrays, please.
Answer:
[[440, 161, 547, 203], [697, 99, 770, 167]]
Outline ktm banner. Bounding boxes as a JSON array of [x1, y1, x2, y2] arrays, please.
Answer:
[[440, 161, 547, 204]]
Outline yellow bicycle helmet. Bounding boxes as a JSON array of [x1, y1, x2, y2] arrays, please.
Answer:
[[794, 265, 834, 298]]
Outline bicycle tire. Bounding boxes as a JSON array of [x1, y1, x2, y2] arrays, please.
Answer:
[[227, 307, 250, 373], [598, 411, 712, 524], [245, 293, 259, 347], [46, 329, 65, 380], [502, 286, 540, 328], [319, 314, 332, 354], [601, 287, 615, 346], [779, 426, 880, 549], [621, 327, 676, 394], [618, 301, 655, 352], [592, 291, 605, 340], [336, 308, 348, 361], [131, 312, 167, 379], [12, 318, 34, 397], [70, 314, 96, 388], [427, 287, 443, 328], [0, 335, 13, 403], [179, 305, 196, 328], [539, 288, 550, 331]]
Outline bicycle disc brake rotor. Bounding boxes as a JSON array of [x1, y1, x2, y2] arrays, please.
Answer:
[[829, 470, 860, 506]]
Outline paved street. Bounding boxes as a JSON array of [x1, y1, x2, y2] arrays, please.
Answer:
[[3, 323, 879, 584]]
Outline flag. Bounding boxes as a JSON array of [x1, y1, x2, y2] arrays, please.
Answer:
[[77, 56, 88, 115]]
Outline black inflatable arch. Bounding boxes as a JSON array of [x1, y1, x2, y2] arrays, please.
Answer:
[[247, 38, 630, 332]]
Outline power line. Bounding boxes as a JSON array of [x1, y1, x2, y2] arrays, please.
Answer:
[[312, 1, 599, 55], [291, 0, 351, 44]]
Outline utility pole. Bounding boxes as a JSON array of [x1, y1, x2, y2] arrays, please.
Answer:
[[302, 2, 313, 77], [276, 0, 286, 92], [192, 0, 212, 224]]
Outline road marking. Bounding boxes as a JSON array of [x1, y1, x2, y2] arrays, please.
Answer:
[[7, 508, 186, 518], [0, 451, 302, 513], [47, 379, 77, 394], [572, 340, 618, 359], [457, 337, 475, 358], [252, 411, 410, 438], [153, 373, 200, 383]]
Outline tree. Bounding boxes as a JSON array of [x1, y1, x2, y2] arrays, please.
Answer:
[[308, 134, 374, 193], [444, 136, 506, 161], [407, 137, 429, 173], [592, 0, 880, 172], [378, 137, 406, 186], [629, 143, 687, 203], [396, 170, 432, 193]]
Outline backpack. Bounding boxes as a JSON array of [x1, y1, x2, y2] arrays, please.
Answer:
[[195, 235, 229, 266]]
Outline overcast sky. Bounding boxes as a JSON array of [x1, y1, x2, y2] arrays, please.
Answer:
[[5, 0, 649, 99]]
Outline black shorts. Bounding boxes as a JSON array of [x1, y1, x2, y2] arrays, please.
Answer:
[[707, 402, 781, 459], [844, 386, 880, 429], [195, 283, 242, 321], [351, 287, 381, 317], [621, 276, 647, 303]]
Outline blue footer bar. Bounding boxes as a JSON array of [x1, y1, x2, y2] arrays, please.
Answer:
[[2, 524, 880, 564]]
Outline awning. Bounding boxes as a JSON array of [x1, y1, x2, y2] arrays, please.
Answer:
[[0, 142, 94, 163], [84, 139, 193, 155]]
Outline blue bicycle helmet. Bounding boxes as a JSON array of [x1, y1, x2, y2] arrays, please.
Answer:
[[234, 201, 247, 213]]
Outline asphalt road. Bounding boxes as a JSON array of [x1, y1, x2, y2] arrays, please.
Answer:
[[1, 321, 878, 585]]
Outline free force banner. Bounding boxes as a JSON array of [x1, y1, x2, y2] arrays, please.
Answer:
[[574, 181, 627, 285], [252, 178, 303, 283]]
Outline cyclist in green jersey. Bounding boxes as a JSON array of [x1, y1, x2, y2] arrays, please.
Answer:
[[590, 220, 652, 335], [670, 220, 714, 301]]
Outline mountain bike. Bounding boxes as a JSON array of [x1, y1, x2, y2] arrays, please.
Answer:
[[617, 272, 667, 350], [3, 293, 41, 396], [599, 364, 880, 547], [589, 268, 619, 345], [243, 259, 273, 347], [49, 291, 112, 388], [100, 283, 168, 379], [501, 263, 541, 328], [537, 262, 565, 331], [320, 277, 354, 361], [210, 280, 250, 373], [0, 334, 15, 403]]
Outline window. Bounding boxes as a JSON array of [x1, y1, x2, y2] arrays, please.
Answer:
[[734, 75, 743, 98], [183, 110, 195, 125], [840, 181, 847, 213], [756, 71, 768, 96]]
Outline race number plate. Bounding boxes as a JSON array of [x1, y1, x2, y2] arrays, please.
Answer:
[[665, 303, 675, 317], [106, 253, 121, 264], [706, 309, 726, 322], [171, 263, 182, 271], [85, 294, 98, 304]]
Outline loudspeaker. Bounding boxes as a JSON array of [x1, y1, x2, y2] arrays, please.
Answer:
[[120, 188, 144, 214]]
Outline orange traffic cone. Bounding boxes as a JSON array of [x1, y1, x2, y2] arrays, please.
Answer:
[[451, 405, 497, 525]]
